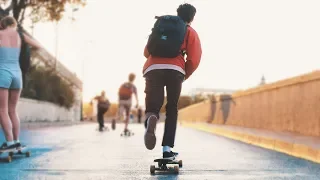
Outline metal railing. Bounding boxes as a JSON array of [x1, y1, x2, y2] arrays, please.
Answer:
[[24, 30, 82, 89]]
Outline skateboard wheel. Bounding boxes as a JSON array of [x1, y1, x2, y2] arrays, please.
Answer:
[[150, 165, 156, 174], [174, 166, 179, 174], [158, 162, 162, 167], [7, 156, 12, 163], [9, 152, 14, 157], [26, 151, 31, 157], [179, 160, 183, 168]]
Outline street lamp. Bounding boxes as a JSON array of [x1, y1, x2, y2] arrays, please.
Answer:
[[80, 40, 93, 121], [54, 7, 79, 70], [54, 21, 59, 70], [71, 7, 79, 22]]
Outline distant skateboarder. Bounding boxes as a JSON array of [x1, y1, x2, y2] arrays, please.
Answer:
[[93, 91, 110, 131], [115, 73, 139, 134]]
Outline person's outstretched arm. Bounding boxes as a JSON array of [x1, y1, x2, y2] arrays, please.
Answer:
[[185, 28, 202, 80], [133, 86, 139, 108], [23, 33, 42, 49]]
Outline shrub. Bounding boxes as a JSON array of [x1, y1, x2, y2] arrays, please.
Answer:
[[21, 65, 75, 109]]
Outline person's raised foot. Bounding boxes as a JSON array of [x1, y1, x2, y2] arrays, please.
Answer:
[[162, 151, 176, 160], [144, 115, 157, 150]]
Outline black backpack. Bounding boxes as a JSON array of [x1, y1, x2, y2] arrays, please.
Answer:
[[147, 15, 187, 58], [17, 25, 31, 74]]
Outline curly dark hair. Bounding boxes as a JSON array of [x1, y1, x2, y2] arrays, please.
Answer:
[[0, 16, 17, 29], [177, 3, 196, 23]]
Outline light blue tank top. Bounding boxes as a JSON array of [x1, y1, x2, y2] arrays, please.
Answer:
[[0, 47, 21, 71]]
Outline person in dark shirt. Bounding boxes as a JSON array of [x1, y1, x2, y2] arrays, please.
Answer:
[[94, 91, 110, 131]]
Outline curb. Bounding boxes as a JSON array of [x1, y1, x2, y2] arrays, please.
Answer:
[[20, 121, 90, 129], [182, 123, 320, 164]]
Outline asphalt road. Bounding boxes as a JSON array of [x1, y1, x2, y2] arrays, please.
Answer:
[[0, 122, 320, 180]]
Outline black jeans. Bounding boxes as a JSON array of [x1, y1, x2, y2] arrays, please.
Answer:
[[144, 69, 184, 148], [97, 107, 107, 128]]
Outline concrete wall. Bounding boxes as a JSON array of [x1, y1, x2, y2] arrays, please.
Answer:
[[18, 98, 79, 122], [178, 70, 320, 137]]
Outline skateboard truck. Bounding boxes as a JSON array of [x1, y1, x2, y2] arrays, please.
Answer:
[[150, 158, 182, 174]]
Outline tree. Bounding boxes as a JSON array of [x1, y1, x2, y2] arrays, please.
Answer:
[[0, 0, 86, 24]]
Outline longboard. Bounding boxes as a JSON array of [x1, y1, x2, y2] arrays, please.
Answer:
[[96, 127, 110, 132], [150, 158, 182, 174], [120, 130, 134, 137], [0, 146, 31, 163]]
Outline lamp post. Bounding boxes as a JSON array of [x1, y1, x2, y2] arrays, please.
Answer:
[[54, 21, 59, 70], [71, 7, 79, 22], [54, 7, 79, 71], [80, 40, 93, 121]]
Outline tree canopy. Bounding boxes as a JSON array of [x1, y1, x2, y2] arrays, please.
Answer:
[[0, 0, 86, 24]]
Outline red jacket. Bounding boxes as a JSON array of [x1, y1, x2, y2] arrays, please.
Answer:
[[143, 26, 202, 80]]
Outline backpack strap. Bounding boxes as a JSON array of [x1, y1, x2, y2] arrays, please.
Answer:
[[181, 25, 190, 56]]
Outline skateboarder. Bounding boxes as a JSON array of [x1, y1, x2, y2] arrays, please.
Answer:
[[0, 16, 42, 151], [116, 73, 139, 134], [143, 3, 202, 160], [93, 91, 110, 131]]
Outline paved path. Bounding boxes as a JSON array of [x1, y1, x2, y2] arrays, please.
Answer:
[[0, 122, 320, 180]]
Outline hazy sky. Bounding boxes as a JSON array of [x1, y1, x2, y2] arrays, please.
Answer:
[[23, 0, 320, 104]]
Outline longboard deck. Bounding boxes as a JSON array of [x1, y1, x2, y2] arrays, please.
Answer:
[[153, 158, 183, 168], [0, 146, 27, 154], [96, 127, 110, 131], [120, 131, 134, 136], [154, 158, 179, 163], [154, 158, 182, 166], [0, 146, 31, 163]]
